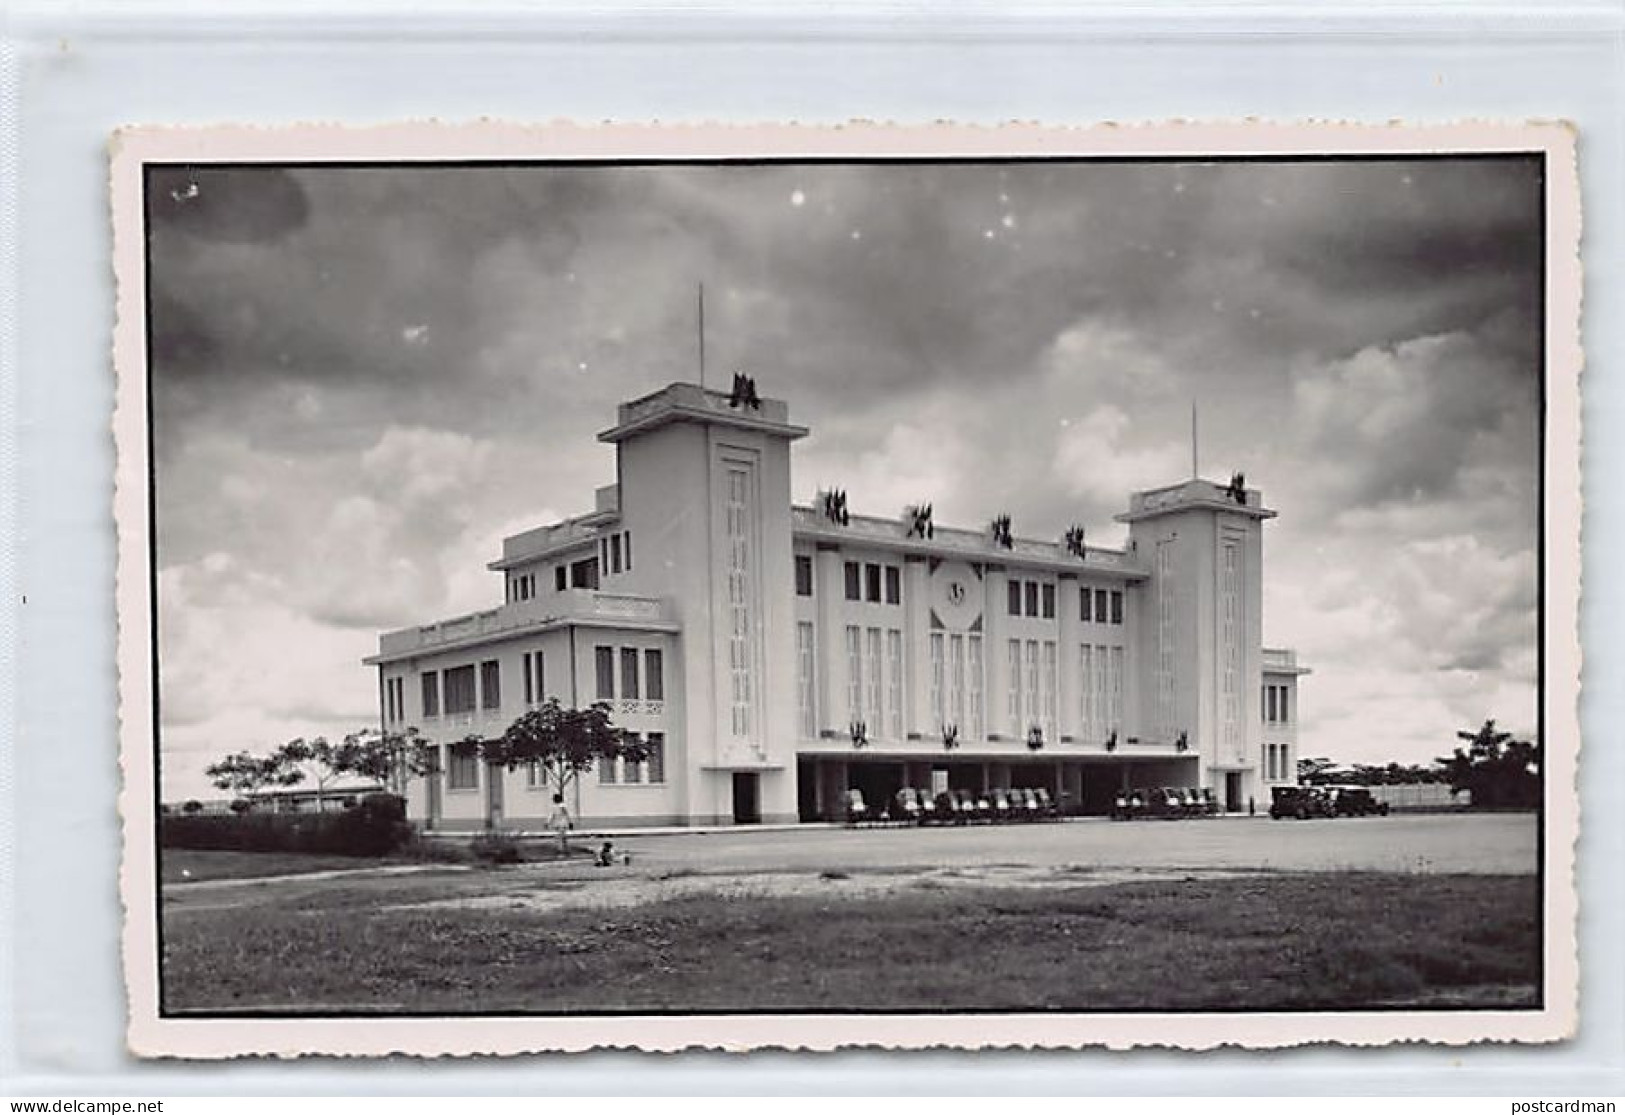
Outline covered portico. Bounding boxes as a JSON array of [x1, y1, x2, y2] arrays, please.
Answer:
[[794, 748, 1201, 821]]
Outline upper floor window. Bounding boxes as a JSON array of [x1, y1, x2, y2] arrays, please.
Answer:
[[1041, 582, 1056, 619], [865, 562, 883, 603], [443, 665, 477, 715], [609, 533, 623, 575], [555, 566, 567, 592], [645, 649, 664, 701], [480, 660, 501, 709], [1080, 586, 1093, 623], [1008, 579, 1023, 616], [795, 555, 814, 597], [570, 557, 600, 590], [420, 672, 439, 718], [885, 565, 902, 605], [595, 646, 615, 700], [1095, 589, 1110, 624], [844, 561, 862, 601], [1024, 580, 1040, 618], [1110, 590, 1124, 625], [620, 647, 640, 700]]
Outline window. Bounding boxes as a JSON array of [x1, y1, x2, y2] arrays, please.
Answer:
[[1096, 589, 1110, 624], [844, 561, 861, 601], [623, 736, 643, 784], [421, 672, 439, 717], [555, 566, 567, 592], [525, 759, 545, 788], [623, 531, 632, 571], [1024, 580, 1039, 617], [1007, 639, 1022, 735], [610, 533, 623, 574], [1111, 590, 1124, 625], [1008, 580, 1022, 616], [595, 646, 615, 700], [644, 649, 663, 702], [724, 465, 756, 739], [570, 557, 599, 590], [443, 665, 476, 715], [620, 647, 640, 700], [795, 554, 814, 597], [948, 633, 966, 737], [1041, 582, 1056, 619], [930, 633, 945, 732], [797, 623, 817, 737], [599, 756, 617, 784], [865, 563, 882, 603], [1080, 586, 1093, 623], [967, 636, 984, 741], [887, 629, 904, 740], [480, 660, 501, 710], [865, 627, 883, 736], [1025, 640, 1040, 732], [1279, 687, 1290, 723], [884, 565, 901, 605], [447, 743, 479, 790], [1042, 641, 1058, 742], [522, 652, 534, 705], [846, 626, 863, 726], [646, 733, 666, 783]]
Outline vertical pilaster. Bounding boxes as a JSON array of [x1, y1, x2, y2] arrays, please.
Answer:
[[1058, 572, 1081, 741], [814, 543, 845, 735], [903, 557, 931, 738], [983, 564, 1009, 740]]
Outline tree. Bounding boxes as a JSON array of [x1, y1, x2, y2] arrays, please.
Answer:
[[1437, 719, 1541, 808], [483, 698, 647, 849], [205, 749, 301, 804], [1296, 756, 1336, 785], [339, 726, 439, 797]]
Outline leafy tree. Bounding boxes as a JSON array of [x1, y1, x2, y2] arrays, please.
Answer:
[[340, 727, 439, 797], [482, 698, 647, 849], [205, 749, 301, 804], [1437, 719, 1541, 808], [1296, 756, 1336, 785]]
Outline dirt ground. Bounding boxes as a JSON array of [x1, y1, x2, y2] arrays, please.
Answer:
[[161, 812, 1537, 919]]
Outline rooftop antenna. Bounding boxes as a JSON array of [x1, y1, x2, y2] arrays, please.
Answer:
[[1191, 400, 1199, 480], [697, 282, 707, 390]]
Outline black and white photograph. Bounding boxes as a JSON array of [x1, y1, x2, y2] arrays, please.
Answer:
[[112, 123, 1579, 1055]]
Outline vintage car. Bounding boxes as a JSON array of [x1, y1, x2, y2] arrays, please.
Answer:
[[1269, 785, 1336, 820], [892, 787, 933, 824], [842, 788, 871, 825], [1328, 785, 1391, 817]]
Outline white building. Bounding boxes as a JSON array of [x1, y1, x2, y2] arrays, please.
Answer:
[[367, 381, 1307, 829]]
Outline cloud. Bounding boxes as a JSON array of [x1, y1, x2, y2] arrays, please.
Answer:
[[147, 157, 1545, 797]]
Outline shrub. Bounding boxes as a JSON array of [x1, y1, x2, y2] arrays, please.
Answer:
[[182, 800, 204, 815], [159, 793, 412, 857], [470, 829, 524, 865]]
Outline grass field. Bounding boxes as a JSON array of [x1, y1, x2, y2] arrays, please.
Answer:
[[161, 871, 1539, 1013]]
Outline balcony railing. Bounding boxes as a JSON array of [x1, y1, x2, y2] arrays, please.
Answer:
[[377, 590, 669, 658]]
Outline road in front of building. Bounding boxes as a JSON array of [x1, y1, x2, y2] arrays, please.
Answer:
[[602, 812, 1537, 877]]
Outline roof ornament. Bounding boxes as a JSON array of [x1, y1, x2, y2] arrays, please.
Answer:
[[1063, 524, 1087, 559], [904, 503, 935, 540], [820, 488, 850, 526], [1225, 471, 1247, 505], [728, 372, 762, 411], [990, 513, 1013, 550]]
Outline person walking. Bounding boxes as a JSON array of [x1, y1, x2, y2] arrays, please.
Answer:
[[547, 792, 573, 856]]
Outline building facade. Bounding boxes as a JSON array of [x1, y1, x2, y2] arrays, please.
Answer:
[[366, 382, 1306, 829]]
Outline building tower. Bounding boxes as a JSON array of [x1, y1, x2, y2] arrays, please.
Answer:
[[1118, 477, 1275, 811], [598, 381, 808, 824]]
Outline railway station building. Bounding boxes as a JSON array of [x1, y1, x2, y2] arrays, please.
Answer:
[[366, 381, 1307, 829]]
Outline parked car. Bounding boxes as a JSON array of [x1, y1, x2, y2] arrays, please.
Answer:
[[1178, 786, 1205, 818], [892, 787, 931, 824], [1112, 788, 1144, 820], [1328, 785, 1390, 817], [842, 788, 871, 825], [1269, 785, 1335, 820], [1031, 787, 1059, 819], [936, 789, 973, 824], [1201, 787, 1221, 816], [988, 787, 1015, 823]]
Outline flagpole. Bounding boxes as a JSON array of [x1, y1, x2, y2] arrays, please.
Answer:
[[1191, 402, 1198, 479], [698, 282, 706, 389]]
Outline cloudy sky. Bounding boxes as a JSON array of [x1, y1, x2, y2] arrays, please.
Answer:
[[147, 156, 1543, 799]]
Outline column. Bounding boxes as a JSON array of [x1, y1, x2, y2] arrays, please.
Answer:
[[903, 556, 931, 739], [983, 564, 1009, 740], [814, 544, 845, 736], [1058, 572, 1081, 742]]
